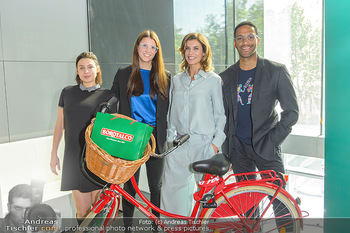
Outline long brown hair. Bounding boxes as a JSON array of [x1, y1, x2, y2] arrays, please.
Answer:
[[178, 33, 214, 72], [75, 52, 102, 85], [127, 30, 168, 99]]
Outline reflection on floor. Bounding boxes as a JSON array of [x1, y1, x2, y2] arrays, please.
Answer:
[[286, 171, 324, 232], [284, 153, 324, 219]]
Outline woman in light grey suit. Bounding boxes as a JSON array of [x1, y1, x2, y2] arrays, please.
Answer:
[[161, 33, 226, 216]]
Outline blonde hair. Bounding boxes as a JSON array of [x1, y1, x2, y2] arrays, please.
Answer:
[[178, 33, 214, 72]]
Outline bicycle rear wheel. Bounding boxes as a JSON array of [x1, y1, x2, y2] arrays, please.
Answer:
[[201, 185, 300, 233]]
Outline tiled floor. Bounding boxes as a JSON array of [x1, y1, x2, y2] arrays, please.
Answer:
[[284, 154, 324, 219], [286, 172, 324, 232]]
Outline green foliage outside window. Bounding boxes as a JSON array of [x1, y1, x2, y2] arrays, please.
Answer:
[[174, 0, 322, 135]]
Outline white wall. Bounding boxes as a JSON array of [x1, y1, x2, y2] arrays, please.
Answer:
[[0, 136, 75, 217], [0, 0, 89, 218], [0, 0, 89, 143], [0, 0, 151, 219], [0, 135, 149, 218]]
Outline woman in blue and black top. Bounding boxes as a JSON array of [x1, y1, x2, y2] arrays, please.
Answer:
[[111, 30, 170, 232]]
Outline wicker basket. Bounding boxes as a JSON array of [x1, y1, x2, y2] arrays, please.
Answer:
[[84, 114, 156, 184]]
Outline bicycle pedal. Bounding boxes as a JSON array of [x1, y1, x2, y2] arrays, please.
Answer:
[[200, 194, 217, 208], [203, 202, 217, 208], [200, 194, 215, 202]]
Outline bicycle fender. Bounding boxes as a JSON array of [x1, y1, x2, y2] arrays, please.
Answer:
[[199, 182, 304, 228]]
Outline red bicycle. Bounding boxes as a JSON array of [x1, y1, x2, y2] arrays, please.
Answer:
[[76, 133, 307, 233]]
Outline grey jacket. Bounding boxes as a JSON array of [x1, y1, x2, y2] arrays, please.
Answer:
[[220, 56, 299, 160]]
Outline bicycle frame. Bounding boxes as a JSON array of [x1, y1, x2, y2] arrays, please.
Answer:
[[81, 103, 306, 232], [89, 169, 304, 233], [81, 121, 305, 233], [89, 188, 120, 230]]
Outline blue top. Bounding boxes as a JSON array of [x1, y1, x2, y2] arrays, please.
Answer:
[[167, 69, 226, 147], [131, 69, 157, 126], [236, 67, 255, 144]]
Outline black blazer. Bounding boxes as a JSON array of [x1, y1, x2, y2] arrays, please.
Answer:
[[220, 56, 299, 160], [111, 65, 170, 153]]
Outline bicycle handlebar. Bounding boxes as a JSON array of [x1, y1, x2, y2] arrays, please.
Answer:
[[100, 96, 118, 113], [173, 134, 190, 146], [150, 134, 190, 158]]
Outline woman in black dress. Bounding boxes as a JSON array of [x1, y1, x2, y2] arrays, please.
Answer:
[[50, 52, 116, 223]]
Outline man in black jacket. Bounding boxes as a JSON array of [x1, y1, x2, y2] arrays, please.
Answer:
[[220, 21, 299, 179], [220, 20, 299, 233]]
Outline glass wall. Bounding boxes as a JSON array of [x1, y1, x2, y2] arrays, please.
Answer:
[[0, 0, 323, 145], [173, 0, 324, 218], [174, 0, 323, 137]]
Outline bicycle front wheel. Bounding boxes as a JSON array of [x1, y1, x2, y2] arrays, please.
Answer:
[[75, 200, 119, 233], [201, 185, 301, 233]]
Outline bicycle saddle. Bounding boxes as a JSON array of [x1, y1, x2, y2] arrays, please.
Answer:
[[191, 153, 230, 177]]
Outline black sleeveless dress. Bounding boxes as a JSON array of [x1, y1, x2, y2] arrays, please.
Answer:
[[58, 85, 116, 192]]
